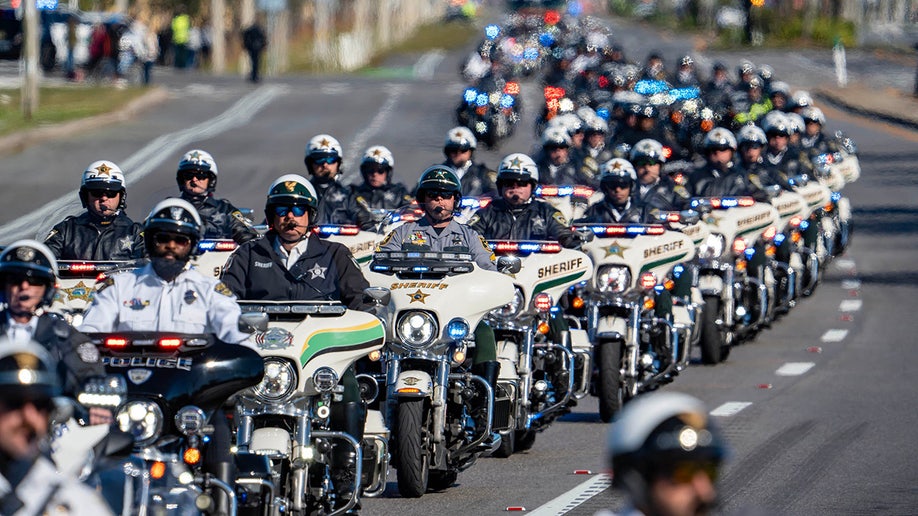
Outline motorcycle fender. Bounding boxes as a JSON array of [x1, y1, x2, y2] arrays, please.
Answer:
[[363, 409, 390, 438], [837, 196, 852, 222], [497, 340, 519, 380], [249, 427, 292, 457], [596, 316, 628, 339], [698, 274, 723, 295], [672, 305, 692, 327], [51, 418, 111, 478], [569, 329, 591, 350], [394, 370, 432, 397]]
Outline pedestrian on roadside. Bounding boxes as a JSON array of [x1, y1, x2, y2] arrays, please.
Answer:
[[171, 6, 191, 69], [242, 18, 267, 83]]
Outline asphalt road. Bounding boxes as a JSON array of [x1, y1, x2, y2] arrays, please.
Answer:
[[1, 11, 917, 516]]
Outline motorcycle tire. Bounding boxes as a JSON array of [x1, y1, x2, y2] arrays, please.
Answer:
[[493, 430, 515, 458], [395, 398, 429, 498], [597, 339, 623, 423], [514, 430, 537, 452], [428, 469, 458, 491], [700, 296, 728, 364]]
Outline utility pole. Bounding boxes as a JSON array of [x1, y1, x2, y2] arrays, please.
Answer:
[[21, 0, 38, 119], [211, 0, 226, 73]]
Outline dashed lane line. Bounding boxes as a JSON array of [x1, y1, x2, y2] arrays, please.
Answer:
[[528, 473, 613, 515], [841, 279, 862, 290], [775, 362, 816, 376], [820, 329, 849, 343], [710, 402, 753, 417], [839, 300, 863, 312]]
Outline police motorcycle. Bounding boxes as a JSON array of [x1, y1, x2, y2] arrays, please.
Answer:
[[767, 187, 814, 312], [483, 240, 593, 457], [457, 80, 521, 150], [51, 259, 143, 325], [364, 250, 519, 497], [232, 298, 390, 515], [565, 222, 697, 422], [76, 331, 265, 515], [690, 196, 781, 363], [535, 184, 602, 223], [810, 146, 854, 258]]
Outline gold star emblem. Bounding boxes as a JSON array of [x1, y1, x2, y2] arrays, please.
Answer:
[[604, 241, 628, 259], [188, 151, 202, 160], [94, 163, 112, 176], [372, 148, 382, 157], [407, 289, 430, 304], [704, 215, 719, 227], [509, 157, 522, 169], [319, 138, 331, 148], [59, 281, 94, 303], [453, 130, 464, 139], [612, 161, 623, 171], [284, 181, 297, 192]]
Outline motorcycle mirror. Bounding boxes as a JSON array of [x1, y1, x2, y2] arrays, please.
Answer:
[[765, 184, 783, 199], [788, 174, 810, 187], [679, 209, 700, 224], [363, 286, 391, 306], [238, 312, 269, 333], [497, 255, 522, 274], [50, 397, 77, 427]]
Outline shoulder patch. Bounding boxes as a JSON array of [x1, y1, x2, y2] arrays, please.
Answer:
[[748, 174, 764, 190], [231, 210, 252, 226], [376, 230, 395, 252], [44, 229, 59, 241], [214, 282, 234, 297], [468, 214, 480, 226], [552, 211, 569, 226], [477, 234, 492, 252], [674, 185, 690, 199], [95, 276, 115, 293]]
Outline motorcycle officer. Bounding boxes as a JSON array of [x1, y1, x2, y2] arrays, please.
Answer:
[[604, 391, 728, 516], [175, 149, 258, 243], [44, 160, 144, 261], [351, 145, 413, 230], [377, 166, 501, 397], [575, 158, 644, 224], [220, 174, 371, 510], [470, 153, 583, 248], [304, 134, 356, 224], [799, 106, 838, 155], [535, 126, 591, 186], [687, 127, 762, 198], [579, 116, 613, 187], [0, 240, 107, 404], [0, 340, 115, 516], [441, 126, 498, 197], [630, 139, 691, 216], [760, 111, 809, 189]]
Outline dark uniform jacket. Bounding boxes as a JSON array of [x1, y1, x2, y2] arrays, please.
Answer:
[[44, 211, 144, 261], [442, 160, 498, 198], [535, 153, 592, 186], [634, 175, 692, 217], [314, 180, 356, 225], [221, 232, 369, 310], [0, 312, 106, 397], [575, 199, 644, 224], [181, 194, 258, 243], [761, 148, 809, 190], [350, 182, 413, 230], [470, 198, 581, 248], [688, 161, 768, 199]]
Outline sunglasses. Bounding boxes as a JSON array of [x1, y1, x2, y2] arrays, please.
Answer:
[[500, 180, 531, 188], [632, 159, 660, 168], [87, 189, 119, 199], [604, 181, 632, 190], [312, 156, 340, 165], [665, 461, 720, 484], [153, 233, 192, 246], [273, 205, 309, 217], [424, 190, 456, 201], [362, 166, 389, 175], [445, 147, 472, 154], [0, 397, 55, 413], [5, 274, 48, 287], [180, 171, 211, 181]]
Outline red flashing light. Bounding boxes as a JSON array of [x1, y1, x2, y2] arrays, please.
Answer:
[[105, 337, 129, 349], [662, 146, 673, 160], [504, 82, 520, 95], [533, 293, 553, 312], [543, 9, 561, 25], [763, 226, 778, 240], [215, 241, 238, 251], [544, 86, 565, 101], [738, 197, 756, 207], [158, 337, 182, 349], [639, 272, 657, 290], [597, 76, 609, 89], [69, 263, 97, 273], [572, 186, 595, 198]]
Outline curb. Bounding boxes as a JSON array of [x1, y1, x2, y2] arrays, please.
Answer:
[[0, 86, 171, 156], [814, 89, 918, 133]]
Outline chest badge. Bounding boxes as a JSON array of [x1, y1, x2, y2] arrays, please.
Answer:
[[184, 290, 198, 304], [308, 263, 327, 279], [409, 231, 428, 247], [125, 298, 150, 310]]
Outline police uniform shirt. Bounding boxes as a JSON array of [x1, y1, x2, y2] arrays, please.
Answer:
[[273, 235, 311, 270], [79, 263, 247, 344], [0, 456, 114, 516], [4, 313, 38, 345], [377, 217, 496, 271]]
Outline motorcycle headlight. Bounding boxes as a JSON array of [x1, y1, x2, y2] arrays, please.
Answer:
[[116, 400, 163, 446], [254, 358, 297, 402], [174, 406, 206, 436], [698, 233, 726, 260], [396, 311, 438, 350], [597, 265, 631, 293], [489, 287, 525, 321], [312, 366, 339, 393]]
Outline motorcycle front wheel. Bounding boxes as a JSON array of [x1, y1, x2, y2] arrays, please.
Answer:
[[700, 296, 729, 364], [596, 340, 624, 423], [395, 398, 429, 498]]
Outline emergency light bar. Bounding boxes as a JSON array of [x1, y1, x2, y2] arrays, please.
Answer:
[[313, 225, 361, 236], [58, 261, 136, 278], [488, 241, 562, 255], [197, 240, 238, 252], [536, 185, 595, 198], [460, 197, 493, 210], [573, 224, 667, 237], [691, 197, 756, 210]]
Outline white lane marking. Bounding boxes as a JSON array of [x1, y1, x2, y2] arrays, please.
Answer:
[[835, 259, 857, 272], [320, 82, 352, 95], [341, 84, 406, 181], [710, 402, 752, 417], [821, 329, 849, 342], [413, 49, 445, 80], [776, 362, 816, 376], [529, 473, 613, 516], [839, 300, 863, 312], [0, 85, 286, 244], [841, 279, 861, 290]]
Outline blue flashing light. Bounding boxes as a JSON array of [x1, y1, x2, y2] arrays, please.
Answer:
[[596, 107, 610, 120], [447, 319, 470, 340], [634, 79, 669, 95], [625, 225, 646, 235], [673, 264, 684, 278], [519, 242, 541, 253], [523, 47, 539, 60], [475, 93, 489, 107], [202, 435, 211, 443], [539, 33, 555, 47], [557, 185, 574, 196], [500, 94, 515, 109], [567, 1, 583, 16], [370, 264, 390, 272], [720, 198, 739, 208], [411, 266, 430, 273], [773, 233, 786, 246], [463, 88, 478, 103], [654, 285, 665, 294], [37, 0, 58, 10], [669, 87, 700, 100], [799, 220, 810, 230], [484, 24, 501, 40], [744, 248, 756, 259], [317, 225, 340, 234], [197, 241, 216, 251], [549, 306, 561, 314], [690, 199, 700, 208], [831, 192, 841, 202]]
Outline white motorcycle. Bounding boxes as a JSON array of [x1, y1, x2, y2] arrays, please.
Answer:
[[365, 251, 519, 497], [233, 298, 390, 515], [567, 223, 697, 422], [484, 240, 593, 456]]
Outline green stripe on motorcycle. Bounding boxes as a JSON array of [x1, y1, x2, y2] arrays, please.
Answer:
[[533, 270, 589, 295], [355, 255, 373, 265], [640, 252, 690, 273], [300, 320, 384, 366], [736, 221, 774, 238]]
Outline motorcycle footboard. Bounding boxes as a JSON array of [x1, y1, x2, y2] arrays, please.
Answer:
[[313, 430, 362, 516], [360, 434, 389, 498], [450, 373, 497, 454]]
